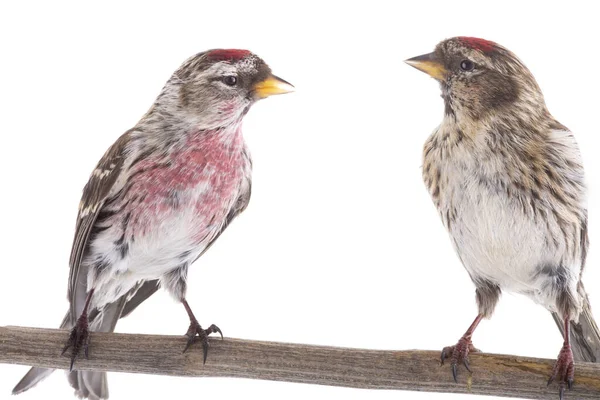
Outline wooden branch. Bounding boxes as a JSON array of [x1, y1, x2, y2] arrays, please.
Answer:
[[2, 326, 600, 399]]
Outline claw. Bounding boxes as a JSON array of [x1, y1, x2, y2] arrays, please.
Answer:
[[183, 334, 195, 353], [206, 324, 223, 340], [62, 314, 90, 372], [441, 337, 477, 383], [548, 343, 574, 398], [202, 339, 209, 365], [84, 334, 90, 359], [62, 328, 77, 356], [69, 355, 76, 372], [463, 359, 471, 373], [440, 348, 448, 365], [183, 320, 222, 364]]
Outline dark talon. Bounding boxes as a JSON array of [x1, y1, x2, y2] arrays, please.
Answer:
[[206, 324, 223, 340], [84, 334, 90, 359], [62, 314, 90, 372], [60, 340, 72, 356], [441, 337, 478, 383], [183, 320, 221, 364], [463, 359, 471, 373], [183, 334, 195, 353], [202, 338, 209, 365], [548, 342, 574, 399], [69, 355, 76, 372]]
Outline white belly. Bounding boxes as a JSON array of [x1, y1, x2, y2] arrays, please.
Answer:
[[87, 210, 218, 308], [424, 127, 585, 314], [86, 180, 239, 309], [450, 182, 550, 293], [439, 163, 580, 312]]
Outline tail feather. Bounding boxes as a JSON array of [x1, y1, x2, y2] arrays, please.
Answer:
[[13, 282, 157, 398], [12, 367, 56, 395], [12, 297, 126, 399], [552, 286, 600, 363], [11, 310, 74, 395], [68, 370, 108, 400], [66, 297, 126, 399]]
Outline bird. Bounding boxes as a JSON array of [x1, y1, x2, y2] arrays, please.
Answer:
[[405, 37, 600, 399], [12, 49, 294, 400]]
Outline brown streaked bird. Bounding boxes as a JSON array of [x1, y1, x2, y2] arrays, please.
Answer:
[[12, 49, 293, 399], [406, 37, 600, 399]]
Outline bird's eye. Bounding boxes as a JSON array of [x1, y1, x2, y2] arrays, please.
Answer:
[[222, 76, 238, 86], [460, 60, 475, 72]]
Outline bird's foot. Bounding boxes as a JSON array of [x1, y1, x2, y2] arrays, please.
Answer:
[[548, 343, 574, 400], [183, 320, 223, 364], [61, 314, 90, 371], [440, 336, 480, 382]]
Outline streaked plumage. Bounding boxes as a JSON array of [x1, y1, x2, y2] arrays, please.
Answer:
[[13, 49, 293, 399], [407, 37, 599, 398]]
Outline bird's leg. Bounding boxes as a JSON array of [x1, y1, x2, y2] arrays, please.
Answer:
[[181, 299, 222, 364], [62, 288, 95, 371], [441, 314, 483, 382], [548, 316, 574, 400]]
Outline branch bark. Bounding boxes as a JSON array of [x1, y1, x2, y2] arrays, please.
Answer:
[[2, 326, 600, 399]]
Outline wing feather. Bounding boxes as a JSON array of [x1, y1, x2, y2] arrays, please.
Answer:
[[67, 131, 132, 317]]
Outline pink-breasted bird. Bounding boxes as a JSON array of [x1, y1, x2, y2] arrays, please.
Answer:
[[12, 49, 294, 399], [406, 37, 600, 399]]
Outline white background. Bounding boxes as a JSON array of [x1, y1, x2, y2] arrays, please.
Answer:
[[1, 1, 599, 399]]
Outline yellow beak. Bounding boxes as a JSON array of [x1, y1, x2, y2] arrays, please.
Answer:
[[253, 75, 295, 99], [405, 52, 447, 81]]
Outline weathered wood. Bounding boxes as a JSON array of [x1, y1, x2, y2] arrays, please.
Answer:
[[2, 326, 600, 399]]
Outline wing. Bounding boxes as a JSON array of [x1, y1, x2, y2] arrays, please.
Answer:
[[67, 131, 131, 318], [546, 128, 588, 269], [119, 280, 160, 318]]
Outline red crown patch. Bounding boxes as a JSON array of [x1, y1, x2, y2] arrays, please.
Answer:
[[458, 37, 496, 53], [207, 49, 251, 62]]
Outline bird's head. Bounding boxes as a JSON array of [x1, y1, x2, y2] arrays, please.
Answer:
[[156, 49, 294, 129], [405, 37, 546, 123]]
